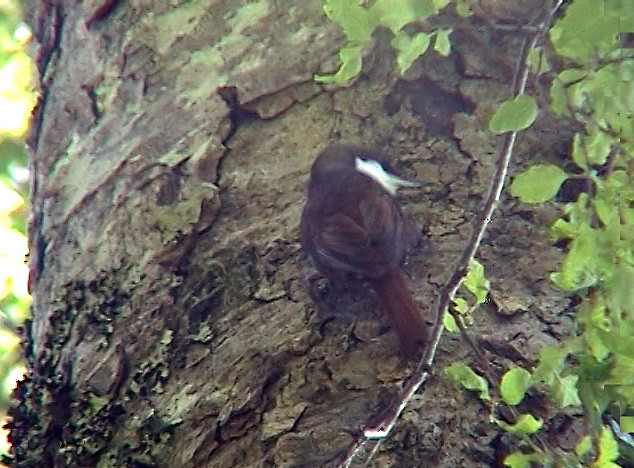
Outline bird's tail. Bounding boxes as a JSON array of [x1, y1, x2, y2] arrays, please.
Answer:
[[369, 271, 428, 357]]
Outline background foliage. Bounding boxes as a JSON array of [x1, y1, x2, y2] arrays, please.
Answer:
[[321, 0, 634, 465], [504, 1, 634, 464], [0, 0, 34, 455]]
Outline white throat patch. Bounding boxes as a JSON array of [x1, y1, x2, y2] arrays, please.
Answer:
[[355, 157, 422, 195]]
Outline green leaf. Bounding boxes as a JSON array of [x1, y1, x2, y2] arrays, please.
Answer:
[[432, 0, 450, 9], [0, 138, 28, 177], [412, 0, 443, 18], [88, 394, 109, 412], [370, 0, 417, 33], [596, 425, 619, 465], [455, 0, 472, 17], [444, 362, 490, 401], [603, 266, 634, 336], [0, 179, 24, 215], [605, 355, 634, 386], [323, 0, 373, 43], [549, 0, 625, 61], [570, 133, 589, 170], [315, 46, 363, 83], [587, 330, 612, 363], [621, 416, 634, 433], [510, 164, 568, 204], [443, 311, 458, 333], [453, 297, 468, 314], [595, 331, 634, 359], [497, 414, 543, 435], [531, 344, 570, 385], [552, 374, 582, 408], [500, 368, 532, 405], [594, 197, 619, 227], [554, 223, 599, 291], [549, 79, 568, 116], [433, 29, 452, 56], [489, 94, 538, 134], [578, 298, 613, 361], [463, 259, 489, 304], [575, 435, 592, 457], [371, 0, 443, 29], [504, 451, 540, 468], [577, 362, 614, 426], [551, 218, 577, 240], [583, 129, 612, 166], [526, 47, 550, 75], [392, 32, 430, 75], [606, 170, 628, 190], [559, 68, 588, 85]]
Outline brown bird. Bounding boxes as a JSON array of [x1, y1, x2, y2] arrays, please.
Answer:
[[300, 144, 428, 355]]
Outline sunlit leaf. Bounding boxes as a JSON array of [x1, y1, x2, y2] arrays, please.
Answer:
[[596, 425, 619, 465], [497, 413, 543, 435], [455, 0, 473, 17], [323, 0, 372, 43], [552, 374, 582, 408], [444, 362, 490, 401], [463, 259, 489, 304], [453, 297, 468, 313], [0, 329, 20, 352], [393, 32, 430, 75], [370, 0, 418, 32], [432, 0, 450, 9], [575, 435, 592, 457], [315, 46, 363, 83], [500, 367, 532, 405], [549, 0, 625, 61], [504, 451, 541, 468], [489, 94, 538, 134], [433, 29, 451, 56], [511, 164, 568, 204], [583, 129, 612, 166], [0, 53, 35, 137], [531, 344, 570, 385], [550, 218, 577, 240], [553, 223, 600, 291], [605, 355, 634, 386], [443, 311, 458, 333], [0, 225, 29, 303], [3, 365, 25, 395], [621, 416, 634, 433], [570, 133, 588, 170], [594, 197, 618, 227], [0, 180, 23, 214]]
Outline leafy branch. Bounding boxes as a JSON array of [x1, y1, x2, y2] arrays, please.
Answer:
[[333, 2, 558, 466], [315, 0, 458, 83], [317, 0, 633, 465], [447, 0, 634, 465], [501, 0, 634, 464]]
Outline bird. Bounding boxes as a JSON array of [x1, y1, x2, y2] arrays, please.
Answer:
[[300, 143, 428, 356]]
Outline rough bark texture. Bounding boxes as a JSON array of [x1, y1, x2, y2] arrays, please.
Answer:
[[11, 0, 575, 467]]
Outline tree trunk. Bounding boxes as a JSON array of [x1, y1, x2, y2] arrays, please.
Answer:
[[10, 1, 569, 467]]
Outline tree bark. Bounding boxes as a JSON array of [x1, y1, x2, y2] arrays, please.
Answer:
[[10, 1, 570, 467]]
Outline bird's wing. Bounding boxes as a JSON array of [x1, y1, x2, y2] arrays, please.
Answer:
[[316, 194, 402, 278]]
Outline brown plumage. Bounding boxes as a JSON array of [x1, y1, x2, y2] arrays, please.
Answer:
[[300, 144, 428, 355]]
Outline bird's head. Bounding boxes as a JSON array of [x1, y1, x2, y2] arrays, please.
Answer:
[[308, 144, 423, 196]]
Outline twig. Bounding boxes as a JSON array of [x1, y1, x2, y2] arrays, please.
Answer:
[[336, 2, 563, 466], [447, 304, 494, 382]]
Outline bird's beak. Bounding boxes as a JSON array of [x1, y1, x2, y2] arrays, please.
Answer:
[[355, 157, 423, 195]]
